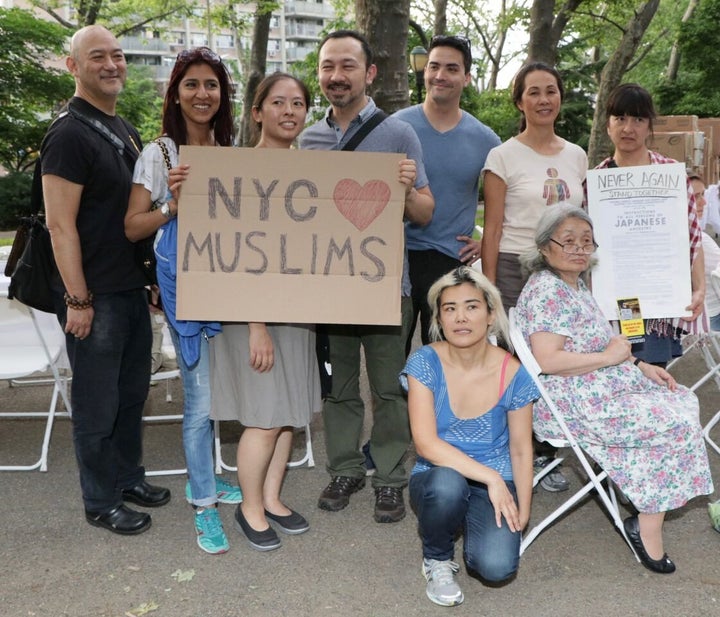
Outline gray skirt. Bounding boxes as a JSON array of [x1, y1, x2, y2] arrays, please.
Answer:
[[496, 252, 528, 312], [209, 323, 322, 429]]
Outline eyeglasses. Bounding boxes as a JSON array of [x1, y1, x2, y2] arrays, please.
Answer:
[[430, 35, 471, 51], [549, 238, 598, 254], [176, 47, 222, 65]]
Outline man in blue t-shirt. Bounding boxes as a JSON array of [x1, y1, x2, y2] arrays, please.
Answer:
[[394, 35, 501, 353]]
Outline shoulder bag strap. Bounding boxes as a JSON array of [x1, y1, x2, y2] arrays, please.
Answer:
[[65, 103, 140, 173], [154, 139, 173, 171], [65, 104, 126, 155], [30, 159, 44, 216], [341, 110, 387, 152]]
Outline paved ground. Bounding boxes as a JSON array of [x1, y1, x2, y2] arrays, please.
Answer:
[[2, 342, 720, 617]]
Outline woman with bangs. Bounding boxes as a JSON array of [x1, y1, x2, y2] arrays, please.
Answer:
[[596, 83, 705, 365], [125, 47, 240, 555]]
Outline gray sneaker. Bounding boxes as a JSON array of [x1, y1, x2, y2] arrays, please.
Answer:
[[422, 558, 464, 607], [534, 456, 570, 492]]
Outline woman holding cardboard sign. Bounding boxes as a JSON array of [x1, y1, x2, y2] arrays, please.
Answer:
[[595, 83, 705, 365], [125, 47, 241, 555], [208, 73, 322, 552]]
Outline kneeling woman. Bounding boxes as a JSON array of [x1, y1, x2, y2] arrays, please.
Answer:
[[401, 267, 537, 607]]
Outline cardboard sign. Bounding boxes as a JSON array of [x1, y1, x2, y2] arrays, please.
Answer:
[[587, 163, 692, 320], [175, 146, 405, 325]]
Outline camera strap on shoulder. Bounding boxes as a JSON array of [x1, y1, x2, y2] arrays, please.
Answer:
[[341, 110, 387, 152]]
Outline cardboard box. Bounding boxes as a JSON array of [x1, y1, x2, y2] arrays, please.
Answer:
[[655, 115, 699, 132], [698, 118, 720, 158], [650, 132, 704, 169], [698, 118, 720, 185]]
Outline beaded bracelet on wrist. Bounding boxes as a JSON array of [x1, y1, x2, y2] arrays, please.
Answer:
[[64, 291, 94, 310]]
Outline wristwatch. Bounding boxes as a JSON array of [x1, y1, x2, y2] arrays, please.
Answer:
[[160, 202, 176, 219]]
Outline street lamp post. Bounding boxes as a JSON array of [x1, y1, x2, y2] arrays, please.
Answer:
[[409, 45, 429, 105]]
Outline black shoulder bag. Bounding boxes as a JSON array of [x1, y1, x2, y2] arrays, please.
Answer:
[[5, 161, 57, 313], [315, 109, 388, 397]]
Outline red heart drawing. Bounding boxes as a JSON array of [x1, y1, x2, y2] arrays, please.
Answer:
[[333, 179, 392, 231]]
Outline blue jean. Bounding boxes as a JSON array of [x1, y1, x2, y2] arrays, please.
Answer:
[[56, 289, 151, 512], [409, 466, 521, 582], [710, 313, 720, 332], [168, 326, 217, 507]]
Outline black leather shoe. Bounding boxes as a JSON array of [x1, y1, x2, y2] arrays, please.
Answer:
[[122, 481, 171, 508], [623, 516, 676, 574], [85, 504, 151, 535]]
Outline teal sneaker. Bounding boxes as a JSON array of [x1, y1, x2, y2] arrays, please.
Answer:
[[194, 507, 229, 555], [215, 476, 243, 504], [185, 476, 243, 505]]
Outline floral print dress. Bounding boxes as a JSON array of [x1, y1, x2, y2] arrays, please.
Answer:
[[515, 270, 713, 513]]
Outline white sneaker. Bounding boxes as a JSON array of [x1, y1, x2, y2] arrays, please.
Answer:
[[534, 456, 570, 492], [422, 558, 464, 607]]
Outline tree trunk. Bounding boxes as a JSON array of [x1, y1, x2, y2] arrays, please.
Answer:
[[356, 0, 411, 113], [666, 0, 699, 82], [587, 0, 661, 166], [239, 8, 271, 146], [433, 0, 447, 36], [78, 0, 104, 25], [526, 0, 583, 65]]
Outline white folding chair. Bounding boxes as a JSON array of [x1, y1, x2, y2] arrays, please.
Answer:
[[0, 292, 72, 471], [144, 319, 184, 476], [508, 309, 639, 560], [143, 367, 184, 477], [213, 422, 315, 473], [667, 327, 720, 457]]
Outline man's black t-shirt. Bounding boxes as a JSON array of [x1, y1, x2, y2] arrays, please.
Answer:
[[41, 96, 146, 293]]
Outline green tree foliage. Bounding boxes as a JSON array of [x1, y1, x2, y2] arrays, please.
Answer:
[[473, 88, 517, 142], [116, 65, 164, 145], [0, 8, 72, 172], [31, 0, 195, 35], [0, 172, 34, 229], [654, 0, 720, 117]]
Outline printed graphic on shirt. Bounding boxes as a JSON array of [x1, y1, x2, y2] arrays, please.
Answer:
[[543, 167, 571, 205]]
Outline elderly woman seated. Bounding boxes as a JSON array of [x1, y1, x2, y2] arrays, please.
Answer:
[[514, 204, 713, 574]]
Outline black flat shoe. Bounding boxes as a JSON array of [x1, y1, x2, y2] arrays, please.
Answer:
[[122, 481, 171, 508], [265, 508, 310, 535], [85, 504, 151, 535], [623, 516, 676, 574], [234, 505, 281, 552]]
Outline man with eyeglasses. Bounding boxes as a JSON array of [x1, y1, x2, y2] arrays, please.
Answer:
[[41, 26, 170, 535], [394, 35, 501, 354]]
